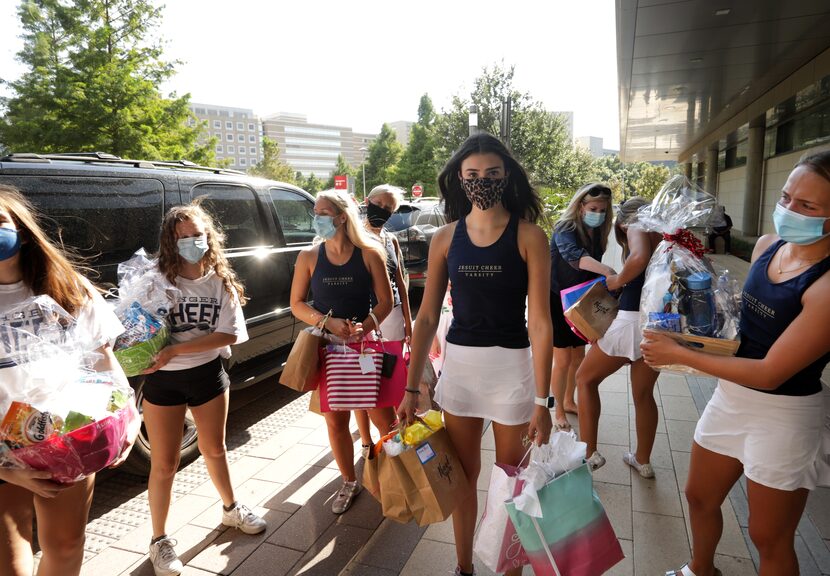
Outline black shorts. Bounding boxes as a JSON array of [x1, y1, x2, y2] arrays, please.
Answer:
[[550, 290, 586, 349], [142, 356, 229, 407]]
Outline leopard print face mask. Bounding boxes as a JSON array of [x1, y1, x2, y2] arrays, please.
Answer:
[[461, 177, 508, 211]]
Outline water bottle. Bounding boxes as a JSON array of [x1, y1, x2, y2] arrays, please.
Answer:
[[682, 271, 716, 337]]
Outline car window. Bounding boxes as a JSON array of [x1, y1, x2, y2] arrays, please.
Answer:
[[414, 207, 445, 227], [9, 175, 164, 285], [269, 188, 315, 245], [385, 205, 420, 232], [191, 184, 265, 249]]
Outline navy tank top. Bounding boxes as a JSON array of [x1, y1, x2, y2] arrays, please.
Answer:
[[370, 231, 400, 308], [618, 270, 645, 311], [738, 239, 830, 396], [446, 214, 529, 348], [310, 243, 371, 321]]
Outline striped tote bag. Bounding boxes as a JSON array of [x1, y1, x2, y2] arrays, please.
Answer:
[[321, 341, 382, 411]]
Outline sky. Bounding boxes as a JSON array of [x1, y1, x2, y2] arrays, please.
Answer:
[[0, 0, 621, 149]]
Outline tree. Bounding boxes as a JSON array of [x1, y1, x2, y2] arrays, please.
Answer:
[[395, 94, 438, 196], [432, 62, 593, 190], [591, 155, 672, 201], [0, 0, 213, 163], [249, 136, 295, 182], [303, 173, 322, 194], [323, 154, 355, 189], [355, 123, 402, 198]]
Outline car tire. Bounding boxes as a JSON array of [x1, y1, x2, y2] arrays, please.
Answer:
[[117, 376, 201, 477]]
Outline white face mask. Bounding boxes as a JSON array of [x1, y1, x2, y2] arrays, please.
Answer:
[[177, 235, 209, 263]]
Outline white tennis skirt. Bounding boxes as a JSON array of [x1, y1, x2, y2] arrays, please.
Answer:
[[596, 310, 643, 362], [379, 304, 405, 341], [434, 343, 535, 425], [695, 379, 828, 491]]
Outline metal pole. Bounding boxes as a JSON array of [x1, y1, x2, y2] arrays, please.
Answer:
[[468, 104, 478, 137], [362, 163, 366, 199]]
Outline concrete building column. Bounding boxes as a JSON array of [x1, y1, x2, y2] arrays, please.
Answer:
[[742, 114, 766, 236], [683, 162, 692, 179], [705, 143, 719, 196]]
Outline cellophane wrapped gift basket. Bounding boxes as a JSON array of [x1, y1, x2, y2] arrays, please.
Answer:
[[0, 296, 138, 483], [637, 176, 743, 375]]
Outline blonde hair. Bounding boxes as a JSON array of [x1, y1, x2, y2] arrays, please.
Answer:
[[614, 196, 650, 260], [556, 182, 613, 254], [157, 202, 248, 304], [315, 189, 386, 261], [0, 185, 93, 315], [367, 184, 405, 212]]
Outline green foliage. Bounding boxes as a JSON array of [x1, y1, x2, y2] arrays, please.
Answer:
[[355, 123, 402, 198], [303, 173, 322, 194], [324, 154, 355, 189], [536, 186, 572, 236], [590, 155, 672, 201], [249, 136, 295, 183], [0, 0, 212, 163]]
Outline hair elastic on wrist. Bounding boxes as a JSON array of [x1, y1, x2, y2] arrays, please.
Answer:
[[404, 388, 420, 395]]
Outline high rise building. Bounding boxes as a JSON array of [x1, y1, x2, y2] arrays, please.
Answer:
[[389, 121, 414, 148], [575, 136, 618, 158], [262, 113, 375, 179], [189, 103, 261, 170]]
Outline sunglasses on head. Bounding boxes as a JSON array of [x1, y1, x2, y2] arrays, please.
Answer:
[[586, 186, 611, 198]]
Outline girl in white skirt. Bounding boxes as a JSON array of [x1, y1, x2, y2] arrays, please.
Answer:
[[397, 133, 553, 576], [642, 151, 830, 576], [576, 197, 663, 476]]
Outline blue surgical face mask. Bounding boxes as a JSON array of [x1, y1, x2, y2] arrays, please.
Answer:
[[0, 227, 21, 261], [773, 204, 830, 245], [177, 234, 209, 263], [313, 215, 337, 239], [583, 211, 606, 228]]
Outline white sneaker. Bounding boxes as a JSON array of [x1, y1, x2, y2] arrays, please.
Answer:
[[222, 503, 267, 534], [149, 537, 183, 576], [623, 452, 656, 479], [331, 480, 361, 514], [587, 451, 606, 471]]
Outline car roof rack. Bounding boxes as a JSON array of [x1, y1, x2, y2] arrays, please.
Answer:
[[0, 152, 244, 174]]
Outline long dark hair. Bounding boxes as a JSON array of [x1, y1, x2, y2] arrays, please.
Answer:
[[438, 132, 543, 224]]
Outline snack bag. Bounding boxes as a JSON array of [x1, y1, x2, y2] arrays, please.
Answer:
[[112, 249, 178, 376], [637, 176, 741, 374], [0, 296, 139, 483]]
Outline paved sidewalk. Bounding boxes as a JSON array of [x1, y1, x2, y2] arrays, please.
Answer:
[[75, 367, 830, 576]]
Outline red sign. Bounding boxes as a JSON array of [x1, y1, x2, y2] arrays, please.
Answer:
[[412, 184, 423, 197], [334, 175, 348, 190]]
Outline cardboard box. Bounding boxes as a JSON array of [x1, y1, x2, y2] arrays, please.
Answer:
[[648, 330, 740, 376], [564, 282, 619, 342]]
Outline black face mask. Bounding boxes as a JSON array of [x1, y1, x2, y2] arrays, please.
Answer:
[[367, 202, 393, 227]]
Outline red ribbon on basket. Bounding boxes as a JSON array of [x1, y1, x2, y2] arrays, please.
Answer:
[[662, 229, 705, 259]]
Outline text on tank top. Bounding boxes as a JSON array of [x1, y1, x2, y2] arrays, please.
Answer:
[[738, 239, 830, 396], [310, 243, 372, 320], [446, 214, 529, 348]]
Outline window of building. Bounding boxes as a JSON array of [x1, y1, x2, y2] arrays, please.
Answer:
[[240, 158, 247, 166], [239, 146, 246, 154], [237, 122, 244, 131], [216, 145, 223, 153], [249, 135, 256, 143], [225, 121, 233, 129], [248, 123, 255, 131], [284, 125, 341, 137], [237, 134, 244, 142], [228, 145, 234, 153], [226, 134, 233, 141], [213, 120, 221, 129]]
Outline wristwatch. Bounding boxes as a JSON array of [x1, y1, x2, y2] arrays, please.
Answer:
[[534, 396, 555, 408]]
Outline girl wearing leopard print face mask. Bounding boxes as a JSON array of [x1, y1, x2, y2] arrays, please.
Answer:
[[397, 133, 553, 576]]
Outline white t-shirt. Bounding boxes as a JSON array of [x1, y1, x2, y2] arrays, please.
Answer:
[[0, 279, 125, 416], [162, 271, 248, 371]]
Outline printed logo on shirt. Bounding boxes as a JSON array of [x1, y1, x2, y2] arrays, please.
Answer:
[[170, 296, 221, 333], [743, 291, 775, 320], [0, 307, 52, 368], [323, 276, 354, 287], [456, 264, 502, 278]]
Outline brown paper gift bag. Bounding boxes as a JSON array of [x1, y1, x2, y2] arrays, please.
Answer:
[[374, 450, 416, 524], [564, 282, 619, 342], [397, 427, 467, 526], [279, 327, 324, 392]]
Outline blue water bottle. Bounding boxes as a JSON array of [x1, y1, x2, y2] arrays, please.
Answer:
[[683, 272, 716, 337]]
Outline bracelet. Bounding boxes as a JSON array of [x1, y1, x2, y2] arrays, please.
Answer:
[[404, 388, 420, 395]]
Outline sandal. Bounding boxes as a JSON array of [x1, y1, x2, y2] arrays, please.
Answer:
[[665, 563, 722, 576], [623, 452, 655, 479], [553, 420, 572, 433]]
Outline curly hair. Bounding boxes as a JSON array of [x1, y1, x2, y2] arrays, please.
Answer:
[[157, 202, 248, 305], [0, 184, 93, 315]]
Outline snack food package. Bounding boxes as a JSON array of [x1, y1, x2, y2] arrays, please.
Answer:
[[112, 249, 178, 376], [637, 176, 741, 374], [0, 296, 139, 483]]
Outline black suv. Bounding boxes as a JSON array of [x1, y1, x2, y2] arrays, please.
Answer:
[[384, 200, 446, 288], [0, 152, 317, 474]]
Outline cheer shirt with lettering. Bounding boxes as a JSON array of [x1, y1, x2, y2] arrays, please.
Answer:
[[310, 243, 372, 321], [161, 271, 248, 371], [737, 239, 830, 396], [0, 279, 124, 416], [446, 214, 529, 348]]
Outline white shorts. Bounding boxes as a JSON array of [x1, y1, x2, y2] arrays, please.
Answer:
[[695, 379, 827, 491], [596, 310, 643, 362], [435, 343, 535, 426], [379, 304, 405, 341]]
